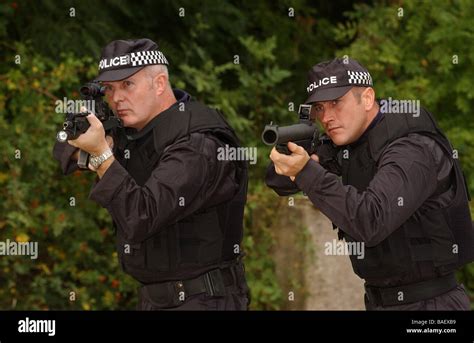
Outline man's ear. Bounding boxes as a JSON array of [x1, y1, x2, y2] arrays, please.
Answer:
[[362, 87, 376, 111], [153, 73, 168, 96]]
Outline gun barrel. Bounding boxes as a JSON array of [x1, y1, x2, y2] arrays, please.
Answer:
[[80, 82, 106, 98], [262, 123, 316, 146]]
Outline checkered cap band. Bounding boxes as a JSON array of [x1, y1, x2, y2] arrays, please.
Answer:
[[347, 70, 372, 86], [130, 50, 168, 67], [98, 50, 169, 71]]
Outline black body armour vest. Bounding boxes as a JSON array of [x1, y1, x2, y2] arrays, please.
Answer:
[[112, 101, 247, 284], [340, 107, 473, 287]]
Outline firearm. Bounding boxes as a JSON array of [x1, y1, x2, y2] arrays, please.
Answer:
[[262, 105, 342, 175], [56, 81, 122, 169], [261, 104, 319, 155]]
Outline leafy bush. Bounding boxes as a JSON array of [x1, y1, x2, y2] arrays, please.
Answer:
[[0, 33, 293, 309], [1, 0, 472, 310]]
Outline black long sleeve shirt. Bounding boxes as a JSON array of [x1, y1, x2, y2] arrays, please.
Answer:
[[265, 131, 454, 247], [53, 90, 241, 244]]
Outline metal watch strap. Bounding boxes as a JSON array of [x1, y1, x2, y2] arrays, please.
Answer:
[[90, 149, 113, 169]]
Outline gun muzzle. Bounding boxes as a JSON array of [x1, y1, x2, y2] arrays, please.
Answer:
[[80, 83, 106, 98], [261, 123, 317, 146]]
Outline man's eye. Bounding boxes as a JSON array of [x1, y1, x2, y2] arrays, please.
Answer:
[[314, 105, 323, 112], [124, 81, 133, 87], [331, 100, 339, 106]]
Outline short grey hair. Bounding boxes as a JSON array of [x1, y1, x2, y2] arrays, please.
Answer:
[[145, 64, 171, 88]]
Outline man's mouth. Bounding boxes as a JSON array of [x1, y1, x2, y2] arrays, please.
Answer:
[[328, 127, 341, 133], [117, 109, 130, 115]]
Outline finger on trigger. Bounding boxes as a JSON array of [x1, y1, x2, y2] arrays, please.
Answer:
[[287, 141, 299, 153]]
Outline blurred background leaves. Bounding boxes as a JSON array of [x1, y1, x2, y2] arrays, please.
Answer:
[[0, 0, 473, 309]]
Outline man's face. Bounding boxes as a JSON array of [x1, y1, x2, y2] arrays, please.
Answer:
[[310, 88, 372, 146], [102, 68, 159, 130]]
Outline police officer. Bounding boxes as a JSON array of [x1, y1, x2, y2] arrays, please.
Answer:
[[266, 58, 474, 310], [54, 38, 249, 310]]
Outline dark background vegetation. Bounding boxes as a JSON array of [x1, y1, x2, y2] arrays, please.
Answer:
[[0, 0, 473, 309]]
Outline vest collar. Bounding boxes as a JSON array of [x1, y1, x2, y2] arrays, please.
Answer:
[[125, 89, 191, 141]]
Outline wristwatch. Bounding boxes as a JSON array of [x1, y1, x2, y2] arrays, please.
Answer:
[[89, 148, 113, 169]]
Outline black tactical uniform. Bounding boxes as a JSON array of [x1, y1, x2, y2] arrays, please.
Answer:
[[267, 107, 473, 310], [266, 58, 473, 310], [55, 89, 249, 310], [54, 39, 249, 310]]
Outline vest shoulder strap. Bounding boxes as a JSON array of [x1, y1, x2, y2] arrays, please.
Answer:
[[368, 107, 450, 161], [151, 101, 240, 154]]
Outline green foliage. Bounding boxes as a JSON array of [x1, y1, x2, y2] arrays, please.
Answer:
[[243, 185, 285, 310], [334, 1, 474, 182], [0, 33, 294, 310], [1, 0, 473, 310], [0, 43, 138, 309]]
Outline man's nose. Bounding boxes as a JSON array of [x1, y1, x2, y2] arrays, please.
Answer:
[[111, 89, 123, 104], [320, 106, 335, 125]]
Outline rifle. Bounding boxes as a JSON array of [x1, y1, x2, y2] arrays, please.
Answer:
[[56, 81, 122, 169]]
